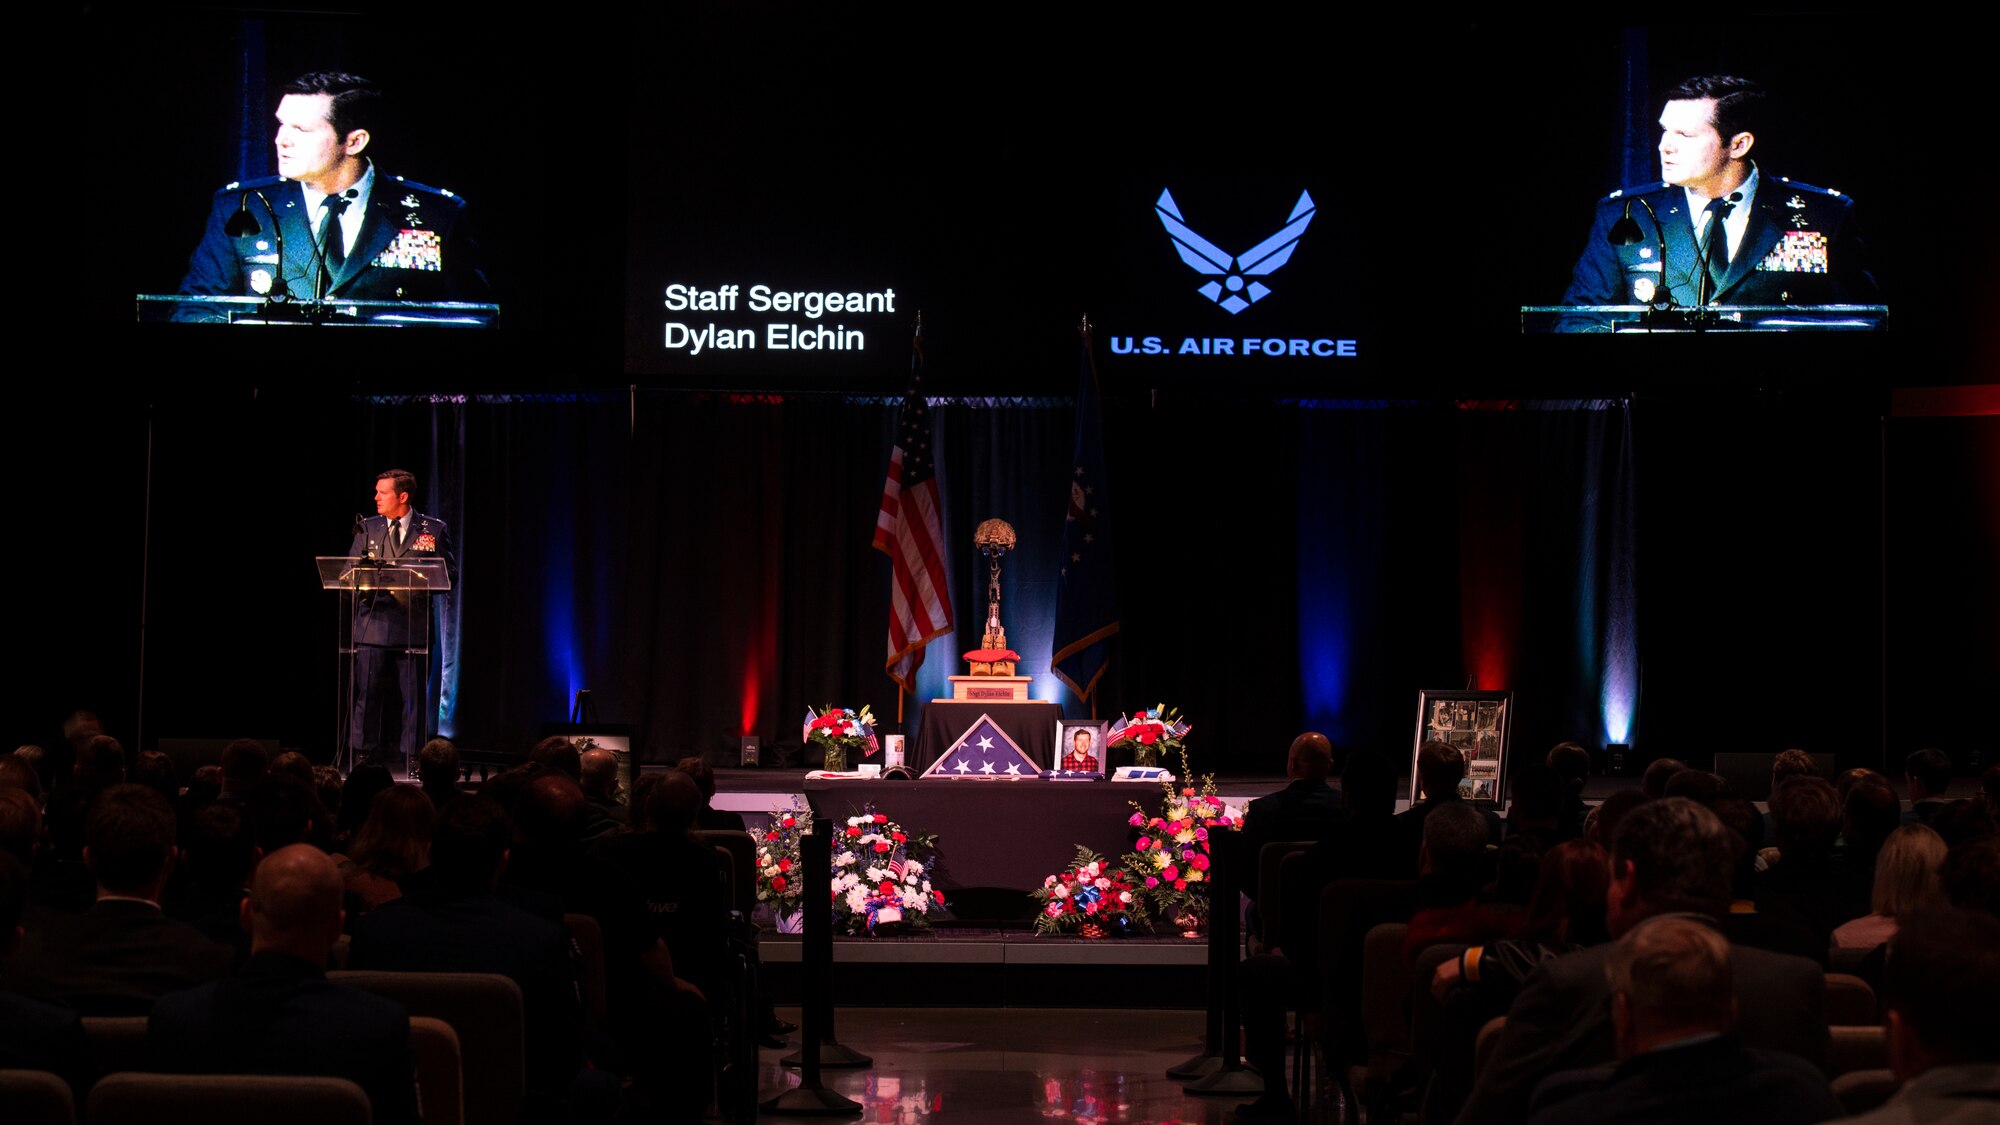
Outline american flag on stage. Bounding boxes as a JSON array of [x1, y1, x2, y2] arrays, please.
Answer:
[[873, 326, 954, 694], [920, 713, 1041, 779]]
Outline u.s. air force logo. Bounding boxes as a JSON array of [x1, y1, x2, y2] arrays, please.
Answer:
[[1154, 187, 1315, 314]]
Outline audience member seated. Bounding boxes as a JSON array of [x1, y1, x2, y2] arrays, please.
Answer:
[[336, 784, 435, 914], [131, 750, 178, 807], [8, 784, 233, 1015], [1660, 767, 1724, 805], [1525, 915, 1843, 1125], [1940, 837, 1999, 917], [0, 851, 92, 1101], [44, 734, 127, 876], [1235, 747, 1402, 1124], [1756, 775, 1871, 956], [1825, 906, 2000, 1123], [1544, 742, 1592, 841], [269, 750, 316, 786], [0, 786, 39, 866], [1404, 803, 1513, 956], [1639, 757, 1684, 800], [505, 772, 706, 1120], [1763, 747, 1822, 843], [595, 772, 729, 1006], [333, 761, 395, 851], [678, 756, 746, 832], [216, 738, 270, 803], [577, 748, 625, 838], [1840, 775, 1903, 874], [1582, 788, 1648, 849], [148, 844, 418, 1125], [312, 765, 345, 823], [349, 794, 604, 1121], [1902, 748, 1953, 826], [1396, 741, 1502, 878], [530, 736, 584, 781], [1832, 824, 1946, 952], [1419, 839, 1609, 1125], [1453, 798, 1828, 1125], [163, 800, 259, 957], [417, 738, 464, 811], [1242, 732, 1342, 911]]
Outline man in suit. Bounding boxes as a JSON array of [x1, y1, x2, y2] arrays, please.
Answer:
[[1452, 798, 1829, 1125], [348, 468, 457, 768], [149, 844, 418, 1125], [178, 71, 486, 315], [1525, 915, 1843, 1125], [6, 785, 234, 1015], [348, 795, 603, 1118], [1562, 75, 1876, 316], [1242, 732, 1342, 907]]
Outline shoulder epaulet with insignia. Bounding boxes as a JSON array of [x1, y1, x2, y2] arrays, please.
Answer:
[[388, 174, 469, 208], [214, 174, 285, 197], [1600, 181, 1668, 203], [1772, 175, 1845, 199]]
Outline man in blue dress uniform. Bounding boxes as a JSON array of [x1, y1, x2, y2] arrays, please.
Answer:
[[1562, 75, 1877, 314], [179, 71, 484, 308], [348, 469, 456, 768]]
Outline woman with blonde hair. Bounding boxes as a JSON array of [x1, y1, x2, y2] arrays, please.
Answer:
[[1832, 822, 1946, 951]]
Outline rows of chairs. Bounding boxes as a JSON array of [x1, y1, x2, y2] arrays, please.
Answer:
[[1251, 840, 1903, 1123], [5, 827, 766, 1125]]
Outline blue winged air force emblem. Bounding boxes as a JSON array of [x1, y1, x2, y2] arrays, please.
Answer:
[[1154, 188, 1315, 314]]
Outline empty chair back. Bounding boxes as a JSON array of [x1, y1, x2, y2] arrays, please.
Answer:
[[1253, 841, 1315, 951], [79, 1015, 148, 1077], [331, 970, 521, 1125], [694, 829, 757, 916], [0, 1068, 76, 1125], [87, 1072, 371, 1125], [408, 1015, 464, 1125], [563, 912, 607, 1028], [1824, 972, 1877, 1025]]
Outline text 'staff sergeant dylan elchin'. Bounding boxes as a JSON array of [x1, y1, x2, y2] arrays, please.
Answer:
[[1561, 74, 1877, 323], [176, 71, 488, 317]]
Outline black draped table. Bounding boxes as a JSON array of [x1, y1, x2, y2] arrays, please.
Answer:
[[804, 778, 1166, 893]]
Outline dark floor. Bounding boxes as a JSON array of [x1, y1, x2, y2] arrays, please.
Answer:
[[753, 1006, 1313, 1124]]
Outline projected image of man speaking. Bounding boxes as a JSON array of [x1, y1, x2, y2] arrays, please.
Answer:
[[178, 71, 488, 309], [1561, 75, 1878, 311]]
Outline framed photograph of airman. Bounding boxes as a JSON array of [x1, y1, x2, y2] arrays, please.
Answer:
[[1411, 689, 1514, 807], [1051, 719, 1110, 779]]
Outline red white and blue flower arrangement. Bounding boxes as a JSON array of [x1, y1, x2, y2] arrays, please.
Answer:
[[1106, 704, 1191, 769], [831, 808, 944, 934], [803, 704, 879, 772], [755, 798, 812, 930], [758, 799, 945, 934], [1030, 847, 1148, 938]]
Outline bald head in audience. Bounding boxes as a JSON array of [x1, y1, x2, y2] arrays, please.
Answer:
[[1287, 732, 1333, 782], [241, 844, 344, 961], [579, 748, 619, 800]]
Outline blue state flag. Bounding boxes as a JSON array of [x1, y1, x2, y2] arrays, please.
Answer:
[[1051, 330, 1118, 705]]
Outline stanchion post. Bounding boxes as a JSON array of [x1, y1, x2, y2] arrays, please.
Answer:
[[1182, 829, 1263, 1095], [761, 825, 863, 1114]]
